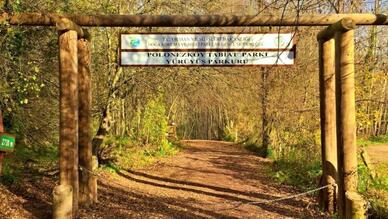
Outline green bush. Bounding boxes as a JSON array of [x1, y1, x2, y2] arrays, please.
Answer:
[[1, 143, 57, 184], [101, 94, 178, 170], [222, 120, 238, 142], [108, 139, 177, 169], [140, 95, 169, 146], [357, 135, 388, 147], [358, 162, 388, 218], [368, 135, 388, 144], [244, 142, 269, 157], [271, 150, 322, 189]]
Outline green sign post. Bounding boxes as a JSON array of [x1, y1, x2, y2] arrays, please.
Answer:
[[0, 133, 15, 152], [0, 110, 14, 176]]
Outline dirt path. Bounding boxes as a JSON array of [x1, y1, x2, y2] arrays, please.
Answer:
[[79, 140, 327, 219], [365, 144, 388, 164], [1, 140, 328, 219]]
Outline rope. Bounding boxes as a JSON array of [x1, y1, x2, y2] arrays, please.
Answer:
[[245, 184, 336, 205], [212, 183, 337, 211], [79, 165, 141, 192], [79, 165, 336, 209]]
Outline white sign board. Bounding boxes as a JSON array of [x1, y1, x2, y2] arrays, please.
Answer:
[[121, 33, 294, 50], [121, 51, 294, 66]]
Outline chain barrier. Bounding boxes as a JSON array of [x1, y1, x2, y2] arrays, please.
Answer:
[[79, 165, 134, 191], [79, 165, 337, 209]]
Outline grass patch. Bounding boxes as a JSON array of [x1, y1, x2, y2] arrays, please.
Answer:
[[357, 135, 388, 147], [358, 162, 388, 218], [243, 139, 321, 190], [356, 135, 388, 217], [1, 143, 58, 185], [103, 135, 180, 170], [271, 156, 321, 189]]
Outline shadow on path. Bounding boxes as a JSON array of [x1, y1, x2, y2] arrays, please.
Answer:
[[117, 170, 309, 218]]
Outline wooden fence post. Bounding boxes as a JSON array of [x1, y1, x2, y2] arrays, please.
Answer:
[[59, 29, 79, 217], [318, 37, 337, 214], [335, 22, 357, 218], [0, 110, 4, 176], [78, 33, 97, 206], [53, 185, 73, 219], [345, 191, 367, 219]]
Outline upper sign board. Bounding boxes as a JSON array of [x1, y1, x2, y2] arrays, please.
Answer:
[[121, 33, 294, 50]]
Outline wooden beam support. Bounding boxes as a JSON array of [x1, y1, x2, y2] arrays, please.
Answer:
[[318, 37, 337, 214], [335, 20, 357, 219], [317, 18, 356, 41], [53, 185, 73, 219], [56, 18, 84, 38], [345, 192, 367, 219], [59, 29, 79, 217], [1, 13, 387, 27], [77, 36, 97, 206], [0, 110, 4, 176]]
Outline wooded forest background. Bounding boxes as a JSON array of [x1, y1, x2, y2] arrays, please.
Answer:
[[0, 0, 387, 163]]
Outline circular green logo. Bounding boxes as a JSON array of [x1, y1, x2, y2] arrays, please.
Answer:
[[275, 35, 287, 48], [130, 37, 141, 48]]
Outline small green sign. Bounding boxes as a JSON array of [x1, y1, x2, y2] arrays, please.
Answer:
[[0, 133, 15, 152]]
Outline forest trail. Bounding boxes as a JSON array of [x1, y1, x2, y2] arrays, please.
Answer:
[[0, 140, 329, 219], [79, 140, 327, 218], [365, 144, 388, 164]]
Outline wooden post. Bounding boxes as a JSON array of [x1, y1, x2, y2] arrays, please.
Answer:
[[53, 185, 73, 219], [335, 21, 357, 218], [92, 155, 98, 203], [345, 192, 367, 219], [59, 29, 79, 217], [0, 110, 4, 133], [318, 37, 337, 214], [0, 110, 4, 176], [78, 34, 97, 206]]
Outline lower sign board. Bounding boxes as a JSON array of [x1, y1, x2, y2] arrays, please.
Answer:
[[0, 133, 15, 152], [120, 50, 294, 66]]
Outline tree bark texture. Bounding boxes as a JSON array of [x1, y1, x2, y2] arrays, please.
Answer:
[[77, 38, 96, 206], [53, 185, 73, 219], [318, 38, 337, 214], [59, 29, 79, 217], [335, 28, 357, 218]]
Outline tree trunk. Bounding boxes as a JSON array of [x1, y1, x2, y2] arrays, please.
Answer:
[[91, 33, 123, 160], [261, 67, 270, 157]]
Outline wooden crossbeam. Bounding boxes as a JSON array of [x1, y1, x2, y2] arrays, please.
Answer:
[[0, 12, 387, 27], [317, 18, 356, 41], [56, 18, 84, 38]]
